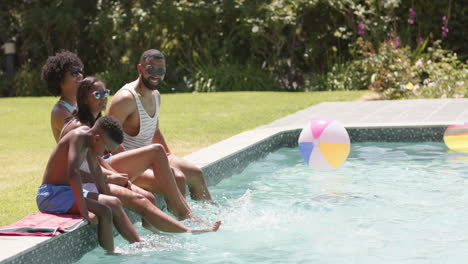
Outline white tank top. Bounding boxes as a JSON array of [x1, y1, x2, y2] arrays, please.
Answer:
[[121, 81, 160, 150]]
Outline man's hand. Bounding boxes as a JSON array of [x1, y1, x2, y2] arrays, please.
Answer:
[[105, 173, 129, 186]]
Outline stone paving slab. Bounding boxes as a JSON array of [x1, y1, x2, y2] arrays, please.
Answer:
[[258, 99, 468, 129], [0, 236, 50, 262]]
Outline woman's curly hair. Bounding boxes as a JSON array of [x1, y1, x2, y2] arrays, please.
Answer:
[[40, 51, 83, 96]]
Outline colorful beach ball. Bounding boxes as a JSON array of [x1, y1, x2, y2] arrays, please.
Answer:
[[298, 118, 350, 170], [443, 123, 468, 153]]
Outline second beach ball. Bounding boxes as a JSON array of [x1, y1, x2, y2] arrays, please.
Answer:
[[444, 123, 468, 153]]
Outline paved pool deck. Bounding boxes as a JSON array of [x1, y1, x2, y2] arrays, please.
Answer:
[[1, 98, 467, 263], [185, 98, 468, 168]]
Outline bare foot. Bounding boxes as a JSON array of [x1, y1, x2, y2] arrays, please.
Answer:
[[189, 221, 221, 234]]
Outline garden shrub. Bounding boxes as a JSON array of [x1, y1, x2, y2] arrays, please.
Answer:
[[306, 60, 367, 91], [2, 1, 466, 96], [350, 38, 467, 99], [361, 38, 419, 99], [190, 64, 281, 92], [95, 65, 135, 94], [12, 64, 47, 96], [410, 41, 467, 99]]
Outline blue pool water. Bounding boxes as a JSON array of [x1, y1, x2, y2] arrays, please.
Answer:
[[77, 142, 468, 263]]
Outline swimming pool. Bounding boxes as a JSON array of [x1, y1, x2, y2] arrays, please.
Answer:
[[77, 142, 468, 264]]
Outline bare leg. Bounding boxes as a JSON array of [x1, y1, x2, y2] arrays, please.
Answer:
[[108, 184, 188, 232], [127, 184, 158, 231], [88, 193, 140, 243], [170, 156, 212, 201], [171, 167, 187, 197], [69, 199, 114, 252], [107, 183, 221, 233], [109, 144, 194, 220]]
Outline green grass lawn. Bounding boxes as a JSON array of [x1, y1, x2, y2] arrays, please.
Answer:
[[0, 91, 367, 225]]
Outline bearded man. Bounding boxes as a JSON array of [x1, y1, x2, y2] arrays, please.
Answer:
[[108, 49, 212, 205]]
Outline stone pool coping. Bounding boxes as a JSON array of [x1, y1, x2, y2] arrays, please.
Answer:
[[1, 98, 467, 263]]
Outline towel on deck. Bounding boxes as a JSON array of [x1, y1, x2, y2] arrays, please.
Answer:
[[0, 212, 86, 237]]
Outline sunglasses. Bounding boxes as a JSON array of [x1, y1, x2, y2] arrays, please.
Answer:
[[88, 89, 111, 99], [145, 65, 166, 76], [146, 54, 164, 59], [70, 68, 84, 77]]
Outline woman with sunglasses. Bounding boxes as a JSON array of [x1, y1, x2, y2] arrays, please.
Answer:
[[61, 77, 221, 234], [41, 50, 84, 142]]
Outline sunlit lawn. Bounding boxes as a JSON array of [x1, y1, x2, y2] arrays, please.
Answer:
[[0, 91, 367, 225]]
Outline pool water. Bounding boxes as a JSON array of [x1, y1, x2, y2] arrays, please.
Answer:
[[77, 142, 468, 264]]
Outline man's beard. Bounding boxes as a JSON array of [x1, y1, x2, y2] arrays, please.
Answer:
[[141, 76, 162, 91]]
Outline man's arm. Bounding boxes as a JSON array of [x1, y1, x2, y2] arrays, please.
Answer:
[[151, 93, 171, 153], [152, 122, 171, 154], [107, 90, 134, 154], [67, 132, 91, 221]]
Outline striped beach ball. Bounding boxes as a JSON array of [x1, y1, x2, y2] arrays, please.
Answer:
[[298, 118, 351, 170], [444, 123, 468, 153]]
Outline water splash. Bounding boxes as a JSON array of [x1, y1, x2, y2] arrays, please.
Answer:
[[116, 233, 200, 254]]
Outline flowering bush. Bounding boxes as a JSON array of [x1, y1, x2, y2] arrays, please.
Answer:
[[410, 41, 467, 98], [360, 38, 418, 99], [320, 1, 467, 100], [352, 38, 467, 99]]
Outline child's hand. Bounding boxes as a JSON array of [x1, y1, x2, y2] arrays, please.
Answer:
[[87, 212, 99, 225], [126, 180, 133, 189]]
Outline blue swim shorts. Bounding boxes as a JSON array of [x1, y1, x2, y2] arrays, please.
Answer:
[[36, 184, 76, 214], [102, 153, 112, 164]]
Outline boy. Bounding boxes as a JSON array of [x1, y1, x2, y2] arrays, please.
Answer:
[[37, 116, 140, 252]]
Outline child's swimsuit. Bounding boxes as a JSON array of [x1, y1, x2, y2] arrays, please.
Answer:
[[36, 184, 93, 214], [82, 183, 98, 194]]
